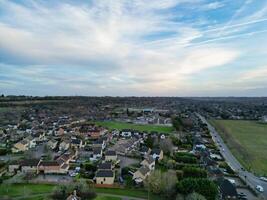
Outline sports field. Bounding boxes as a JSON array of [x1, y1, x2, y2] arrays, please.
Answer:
[[94, 121, 174, 134], [210, 120, 267, 175]]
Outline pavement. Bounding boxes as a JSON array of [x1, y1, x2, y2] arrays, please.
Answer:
[[197, 113, 267, 199]]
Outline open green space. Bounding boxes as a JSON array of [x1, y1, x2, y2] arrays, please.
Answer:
[[0, 183, 54, 198], [94, 121, 174, 134], [95, 188, 148, 198], [210, 120, 267, 175], [0, 184, 153, 199]]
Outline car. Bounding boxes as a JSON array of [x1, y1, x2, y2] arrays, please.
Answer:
[[238, 192, 246, 197], [256, 185, 264, 192], [260, 177, 267, 182]]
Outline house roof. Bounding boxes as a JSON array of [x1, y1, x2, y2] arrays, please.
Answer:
[[98, 162, 112, 170], [20, 140, 28, 145], [96, 170, 114, 177], [140, 146, 149, 153], [144, 156, 154, 165], [71, 139, 81, 145], [39, 161, 60, 166], [139, 166, 150, 176], [21, 159, 40, 167], [105, 150, 116, 156], [150, 148, 161, 155], [93, 147, 102, 154]]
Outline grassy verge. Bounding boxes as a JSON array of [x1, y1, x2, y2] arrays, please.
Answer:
[[94, 196, 121, 200], [209, 120, 267, 175], [94, 121, 174, 134]]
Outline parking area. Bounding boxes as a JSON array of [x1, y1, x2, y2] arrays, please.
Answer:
[[109, 138, 140, 155], [237, 188, 258, 200], [118, 155, 140, 170], [31, 174, 72, 184]]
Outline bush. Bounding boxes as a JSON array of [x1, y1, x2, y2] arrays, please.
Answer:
[[177, 178, 218, 200], [174, 153, 197, 164], [182, 167, 207, 178]]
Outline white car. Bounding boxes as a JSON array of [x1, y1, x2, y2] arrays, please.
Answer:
[[260, 177, 267, 182], [256, 185, 264, 192]]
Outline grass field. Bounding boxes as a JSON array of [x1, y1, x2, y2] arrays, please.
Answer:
[[0, 183, 54, 198], [94, 121, 174, 134], [0, 184, 154, 199], [210, 120, 267, 175]]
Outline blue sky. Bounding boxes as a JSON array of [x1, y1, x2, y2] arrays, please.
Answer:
[[0, 0, 267, 96]]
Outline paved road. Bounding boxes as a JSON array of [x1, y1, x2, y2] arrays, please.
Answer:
[[197, 113, 267, 199]]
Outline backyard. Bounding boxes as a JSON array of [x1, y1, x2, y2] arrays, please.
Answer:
[[210, 120, 267, 175]]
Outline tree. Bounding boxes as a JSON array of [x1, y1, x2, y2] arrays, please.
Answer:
[[51, 185, 68, 200], [160, 138, 174, 155], [182, 167, 207, 178], [161, 170, 178, 197], [144, 135, 154, 149], [177, 178, 218, 200], [145, 170, 162, 194], [145, 170, 177, 197], [51, 180, 96, 200]]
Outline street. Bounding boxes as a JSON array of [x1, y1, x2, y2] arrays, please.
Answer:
[[197, 113, 267, 199]]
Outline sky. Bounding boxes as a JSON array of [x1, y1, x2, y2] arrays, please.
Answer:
[[0, 0, 267, 97]]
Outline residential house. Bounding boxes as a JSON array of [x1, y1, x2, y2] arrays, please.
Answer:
[[140, 146, 151, 157], [59, 140, 70, 151], [93, 139, 106, 150], [105, 150, 117, 161], [133, 166, 150, 183], [37, 160, 69, 174], [21, 159, 40, 173], [98, 162, 112, 171], [47, 139, 58, 150], [96, 170, 115, 185], [91, 147, 103, 161], [150, 149, 163, 161], [25, 135, 36, 148], [71, 138, 83, 149], [8, 161, 20, 173], [141, 156, 155, 170], [12, 139, 29, 153], [121, 129, 132, 137]]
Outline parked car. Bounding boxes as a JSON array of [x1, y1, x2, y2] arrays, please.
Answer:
[[260, 177, 267, 182], [256, 185, 264, 192]]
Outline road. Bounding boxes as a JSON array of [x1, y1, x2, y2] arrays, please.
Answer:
[[197, 113, 267, 199]]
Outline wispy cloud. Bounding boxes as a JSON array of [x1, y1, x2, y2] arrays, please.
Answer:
[[0, 0, 267, 96]]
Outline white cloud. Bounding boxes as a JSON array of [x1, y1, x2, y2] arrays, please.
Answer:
[[0, 0, 266, 96]]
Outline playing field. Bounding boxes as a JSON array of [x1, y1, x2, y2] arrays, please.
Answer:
[[210, 120, 267, 175], [94, 121, 174, 134]]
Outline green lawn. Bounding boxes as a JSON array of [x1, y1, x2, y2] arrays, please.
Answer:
[[0, 183, 54, 198], [94, 121, 174, 134], [94, 195, 121, 200], [210, 120, 267, 175], [95, 188, 148, 198]]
